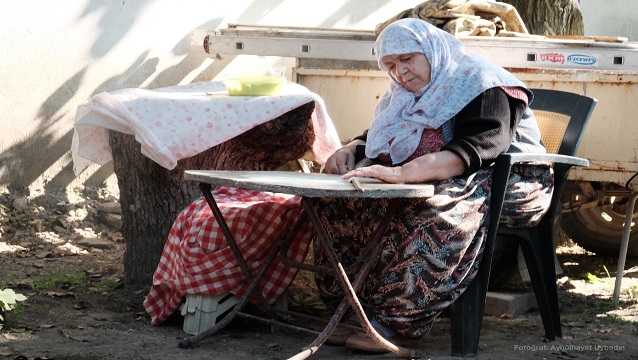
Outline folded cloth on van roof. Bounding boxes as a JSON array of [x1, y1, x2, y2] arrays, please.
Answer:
[[375, 0, 534, 38]]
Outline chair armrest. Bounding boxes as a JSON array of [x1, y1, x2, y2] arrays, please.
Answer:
[[485, 152, 588, 224], [498, 153, 589, 168]]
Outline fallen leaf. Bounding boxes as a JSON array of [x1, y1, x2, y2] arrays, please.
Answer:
[[58, 329, 88, 342], [108, 232, 124, 241], [9, 326, 28, 333], [596, 328, 612, 333], [44, 290, 76, 298], [73, 301, 86, 310], [585, 272, 600, 282], [0, 346, 19, 356], [557, 276, 569, 285], [35, 251, 53, 259]]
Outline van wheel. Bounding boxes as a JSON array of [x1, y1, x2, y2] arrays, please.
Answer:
[[561, 203, 638, 258]]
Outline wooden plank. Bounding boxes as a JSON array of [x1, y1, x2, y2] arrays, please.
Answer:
[[547, 35, 628, 43], [227, 23, 376, 34], [219, 24, 377, 41], [184, 170, 434, 198]]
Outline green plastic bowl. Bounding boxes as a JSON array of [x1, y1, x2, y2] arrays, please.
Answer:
[[223, 76, 287, 96]]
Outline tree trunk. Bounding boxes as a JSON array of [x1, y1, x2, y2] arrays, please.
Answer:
[[109, 101, 316, 285], [500, 0, 584, 36]]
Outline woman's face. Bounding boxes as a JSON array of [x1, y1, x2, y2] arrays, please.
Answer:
[[381, 52, 431, 93]]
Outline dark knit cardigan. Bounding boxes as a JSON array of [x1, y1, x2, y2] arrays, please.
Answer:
[[354, 87, 545, 177]]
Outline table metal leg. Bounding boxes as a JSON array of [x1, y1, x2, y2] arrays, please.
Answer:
[[179, 183, 304, 348], [296, 197, 423, 359], [613, 192, 638, 304], [179, 186, 423, 358], [198, 183, 267, 304]]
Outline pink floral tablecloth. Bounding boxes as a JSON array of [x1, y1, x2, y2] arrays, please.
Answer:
[[71, 81, 341, 175]]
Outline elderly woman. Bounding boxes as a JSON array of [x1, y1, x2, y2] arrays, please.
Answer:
[[314, 18, 553, 352]]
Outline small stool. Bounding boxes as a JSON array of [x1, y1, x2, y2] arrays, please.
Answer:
[[181, 293, 240, 335]]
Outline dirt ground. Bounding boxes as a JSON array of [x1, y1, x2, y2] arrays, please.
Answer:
[[1, 186, 637, 360]]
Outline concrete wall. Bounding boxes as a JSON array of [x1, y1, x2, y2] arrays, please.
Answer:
[[0, 0, 635, 190], [581, 0, 638, 41], [0, 0, 417, 189]]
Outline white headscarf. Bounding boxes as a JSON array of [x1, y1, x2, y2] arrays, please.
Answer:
[[366, 18, 528, 164]]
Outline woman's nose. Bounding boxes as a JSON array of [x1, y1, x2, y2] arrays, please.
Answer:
[[396, 63, 408, 75]]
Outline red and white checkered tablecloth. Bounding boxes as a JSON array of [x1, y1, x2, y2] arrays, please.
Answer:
[[143, 186, 312, 325]]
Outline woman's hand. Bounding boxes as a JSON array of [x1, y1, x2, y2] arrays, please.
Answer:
[[343, 164, 407, 184], [323, 148, 355, 174], [323, 140, 365, 175], [342, 150, 466, 184]]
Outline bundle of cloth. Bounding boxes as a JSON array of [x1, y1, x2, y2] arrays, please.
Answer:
[[375, 0, 544, 39]]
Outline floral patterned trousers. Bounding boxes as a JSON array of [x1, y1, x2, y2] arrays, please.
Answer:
[[313, 164, 553, 338]]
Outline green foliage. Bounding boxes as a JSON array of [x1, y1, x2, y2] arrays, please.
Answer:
[[92, 278, 121, 293], [0, 288, 26, 312], [603, 265, 611, 278], [585, 272, 600, 283], [31, 270, 89, 291], [0, 288, 27, 329], [288, 292, 330, 317], [136, 312, 151, 324]]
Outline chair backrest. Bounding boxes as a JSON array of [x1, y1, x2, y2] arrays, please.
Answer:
[[528, 88, 598, 215], [534, 110, 568, 154], [529, 88, 597, 157]]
